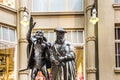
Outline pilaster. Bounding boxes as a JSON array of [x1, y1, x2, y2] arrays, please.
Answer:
[[86, 0, 97, 80], [17, 0, 30, 80]]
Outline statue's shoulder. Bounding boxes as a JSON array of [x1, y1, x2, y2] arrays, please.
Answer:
[[51, 42, 55, 47], [64, 40, 71, 46], [64, 40, 74, 51]]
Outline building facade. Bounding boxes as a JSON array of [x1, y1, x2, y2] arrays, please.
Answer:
[[0, 0, 120, 80]]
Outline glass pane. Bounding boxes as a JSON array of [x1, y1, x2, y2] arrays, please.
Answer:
[[9, 28, 15, 42], [67, 0, 83, 11], [119, 55, 120, 67], [115, 0, 120, 3], [44, 32, 48, 40], [115, 43, 117, 55], [118, 28, 120, 39], [118, 43, 120, 54], [32, 0, 48, 12], [66, 31, 71, 42], [72, 31, 77, 43], [116, 55, 118, 67], [0, 48, 15, 80], [115, 28, 117, 39], [48, 32, 55, 43], [49, 0, 64, 12], [3, 27, 9, 41], [78, 31, 83, 43]]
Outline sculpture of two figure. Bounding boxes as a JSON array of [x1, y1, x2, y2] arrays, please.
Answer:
[[26, 17, 76, 80]]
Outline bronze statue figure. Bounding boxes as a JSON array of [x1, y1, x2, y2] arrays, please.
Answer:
[[26, 17, 50, 80], [50, 28, 76, 80]]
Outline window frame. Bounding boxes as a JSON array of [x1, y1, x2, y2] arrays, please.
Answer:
[[0, 24, 17, 43], [115, 27, 120, 68]]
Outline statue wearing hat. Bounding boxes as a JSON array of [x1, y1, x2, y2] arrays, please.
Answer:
[[50, 28, 76, 80]]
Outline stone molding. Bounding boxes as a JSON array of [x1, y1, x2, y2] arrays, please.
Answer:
[[19, 38, 27, 43], [112, 4, 120, 10], [19, 71, 29, 74], [114, 68, 120, 73], [86, 36, 96, 42], [87, 67, 97, 73]]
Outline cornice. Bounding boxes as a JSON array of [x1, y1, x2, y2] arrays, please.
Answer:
[[0, 4, 17, 13], [112, 4, 120, 10], [0, 22, 16, 28], [31, 11, 84, 16]]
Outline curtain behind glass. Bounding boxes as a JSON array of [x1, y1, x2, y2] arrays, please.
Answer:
[[32, 0, 83, 12], [67, 0, 83, 11], [49, 0, 64, 12], [9, 28, 15, 42], [32, 0, 48, 12], [3, 27, 9, 41]]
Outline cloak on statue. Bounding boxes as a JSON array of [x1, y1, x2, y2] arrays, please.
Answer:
[[26, 36, 51, 69]]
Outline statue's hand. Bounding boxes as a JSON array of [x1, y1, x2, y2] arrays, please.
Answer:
[[53, 60, 60, 66], [58, 56, 65, 62], [29, 17, 36, 29]]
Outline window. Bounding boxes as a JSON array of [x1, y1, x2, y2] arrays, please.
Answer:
[[0, 25, 16, 42], [43, 30, 84, 45], [115, 0, 120, 3], [0, 0, 15, 8], [32, 0, 83, 12], [115, 27, 120, 67]]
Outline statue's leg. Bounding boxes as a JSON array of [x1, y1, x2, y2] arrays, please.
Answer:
[[31, 67, 38, 80], [41, 65, 49, 80]]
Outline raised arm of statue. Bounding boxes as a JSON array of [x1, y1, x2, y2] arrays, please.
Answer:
[[26, 17, 36, 43]]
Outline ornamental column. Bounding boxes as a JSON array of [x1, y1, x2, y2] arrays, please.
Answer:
[[85, 0, 97, 80], [17, 0, 30, 80]]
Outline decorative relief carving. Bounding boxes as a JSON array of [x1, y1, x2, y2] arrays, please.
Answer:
[[87, 68, 97, 73], [86, 36, 96, 42]]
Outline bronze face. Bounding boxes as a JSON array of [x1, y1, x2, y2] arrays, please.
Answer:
[[35, 30, 44, 39]]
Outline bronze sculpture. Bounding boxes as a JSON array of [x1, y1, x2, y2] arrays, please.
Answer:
[[50, 28, 76, 80], [26, 17, 50, 80]]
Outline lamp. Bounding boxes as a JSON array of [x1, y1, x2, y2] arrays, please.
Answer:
[[89, 3, 99, 24], [21, 7, 29, 26]]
